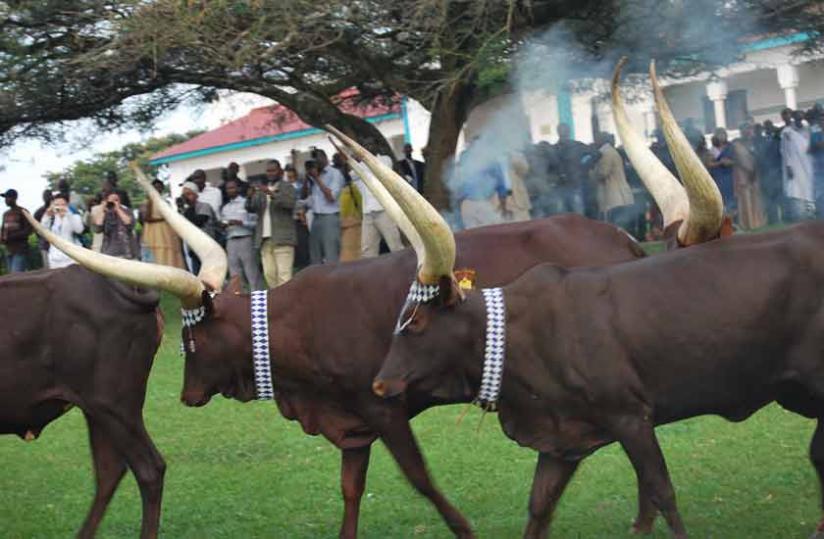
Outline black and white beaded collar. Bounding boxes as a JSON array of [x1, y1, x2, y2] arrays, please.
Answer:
[[250, 290, 275, 400], [474, 287, 506, 410]]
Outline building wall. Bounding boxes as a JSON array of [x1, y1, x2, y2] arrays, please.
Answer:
[[160, 107, 436, 199]]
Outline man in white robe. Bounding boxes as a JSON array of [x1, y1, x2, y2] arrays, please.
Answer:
[[781, 111, 815, 221]]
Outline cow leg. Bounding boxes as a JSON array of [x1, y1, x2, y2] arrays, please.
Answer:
[[612, 416, 687, 539], [809, 419, 824, 539], [523, 452, 578, 539], [93, 411, 165, 539], [77, 415, 128, 539], [631, 484, 658, 534], [376, 415, 474, 538], [339, 445, 371, 539]]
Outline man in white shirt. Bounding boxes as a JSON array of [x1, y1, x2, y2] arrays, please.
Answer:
[[353, 154, 404, 257], [190, 169, 223, 217], [306, 150, 344, 264], [781, 110, 815, 222], [220, 178, 264, 290]]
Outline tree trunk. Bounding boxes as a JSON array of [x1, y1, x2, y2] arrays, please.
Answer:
[[421, 81, 476, 210]]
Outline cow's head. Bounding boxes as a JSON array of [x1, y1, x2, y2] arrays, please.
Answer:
[[178, 279, 258, 407]]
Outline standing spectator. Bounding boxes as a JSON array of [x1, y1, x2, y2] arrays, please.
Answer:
[[104, 171, 132, 209], [88, 193, 106, 251], [707, 128, 736, 215], [456, 151, 509, 229], [190, 169, 223, 217], [246, 160, 297, 286], [334, 152, 363, 262], [398, 143, 425, 193], [681, 118, 705, 150], [221, 178, 264, 290], [731, 124, 765, 230], [501, 151, 532, 222], [590, 132, 635, 231], [41, 194, 84, 270], [781, 110, 815, 222], [354, 154, 404, 258], [56, 178, 87, 214], [306, 150, 344, 264], [809, 108, 824, 219], [285, 165, 310, 270], [178, 181, 217, 274], [94, 191, 136, 259], [553, 123, 588, 215], [1, 189, 32, 272], [139, 179, 185, 268], [755, 121, 784, 224], [524, 141, 562, 217], [33, 189, 53, 269], [222, 161, 248, 197]]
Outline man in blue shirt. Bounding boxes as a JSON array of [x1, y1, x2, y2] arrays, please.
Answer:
[[306, 149, 344, 264]]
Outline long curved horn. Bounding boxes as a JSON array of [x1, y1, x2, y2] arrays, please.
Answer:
[[649, 60, 724, 245], [24, 210, 204, 307], [326, 125, 455, 284], [611, 58, 690, 241], [327, 136, 426, 261], [131, 165, 228, 291]]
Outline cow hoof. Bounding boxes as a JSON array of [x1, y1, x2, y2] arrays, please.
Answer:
[[809, 531, 824, 539]]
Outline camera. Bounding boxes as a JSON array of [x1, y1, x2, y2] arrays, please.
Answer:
[[106, 201, 115, 210]]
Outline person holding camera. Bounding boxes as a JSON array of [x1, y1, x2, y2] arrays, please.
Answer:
[[41, 193, 84, 269], [246, 160, 296, 287], [93, 191, 136, 259]]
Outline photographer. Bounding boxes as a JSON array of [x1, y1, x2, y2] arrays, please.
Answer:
[[41, 193, 84, 269], [93, 192, 136, 259]]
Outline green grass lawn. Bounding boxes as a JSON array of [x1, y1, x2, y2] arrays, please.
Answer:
[[1, 294, 821, 538]]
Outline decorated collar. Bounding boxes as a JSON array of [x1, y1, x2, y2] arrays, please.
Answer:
[[474, 287, 506, 410], [181, 305, 206, 328], [250, 290, 275, 400]]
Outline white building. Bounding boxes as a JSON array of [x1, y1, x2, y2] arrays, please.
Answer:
[[464, 32, 824, 146], [150, 91, 431, 195]]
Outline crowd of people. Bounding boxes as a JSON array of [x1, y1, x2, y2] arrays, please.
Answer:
[[0, 145, 427, 290], [3, 108, 823, 278]]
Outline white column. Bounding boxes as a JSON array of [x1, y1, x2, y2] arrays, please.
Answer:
[[706, 79, 728, 130], [776, 64, 799, 110]]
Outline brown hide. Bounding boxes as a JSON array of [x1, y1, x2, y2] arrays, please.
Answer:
[[0, 265, 165, 538], [377, 221, 824, 538], [242, 216, 644, 447]]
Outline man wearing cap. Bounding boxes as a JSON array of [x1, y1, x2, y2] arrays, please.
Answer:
[[1, 189, 32, 272]]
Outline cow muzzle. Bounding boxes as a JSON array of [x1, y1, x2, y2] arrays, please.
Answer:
[[181, 389, 212, 407], [372, 378, 408, 398]]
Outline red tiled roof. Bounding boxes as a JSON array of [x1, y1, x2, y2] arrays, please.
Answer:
[[152, 90, 400, 162]]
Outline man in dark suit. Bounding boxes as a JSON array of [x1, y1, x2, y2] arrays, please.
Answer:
[[398, 143, 425, 193]]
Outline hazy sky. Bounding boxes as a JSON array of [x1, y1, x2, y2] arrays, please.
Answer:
[[0, 91, 272, 210]]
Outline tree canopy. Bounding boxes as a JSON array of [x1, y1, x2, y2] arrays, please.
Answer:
[[2, 0, 822, 207], [44, 131, 203, 207]]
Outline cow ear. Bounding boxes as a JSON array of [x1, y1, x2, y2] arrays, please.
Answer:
[[223, 275, 243, 295], [437, 276, 463, 307]]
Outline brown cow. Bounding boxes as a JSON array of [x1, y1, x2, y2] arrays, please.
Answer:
[[368, 63, 822, 539], [0, 265, 165, 538], [372, 221, 824, 539], [34, 60, 722, 538]]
